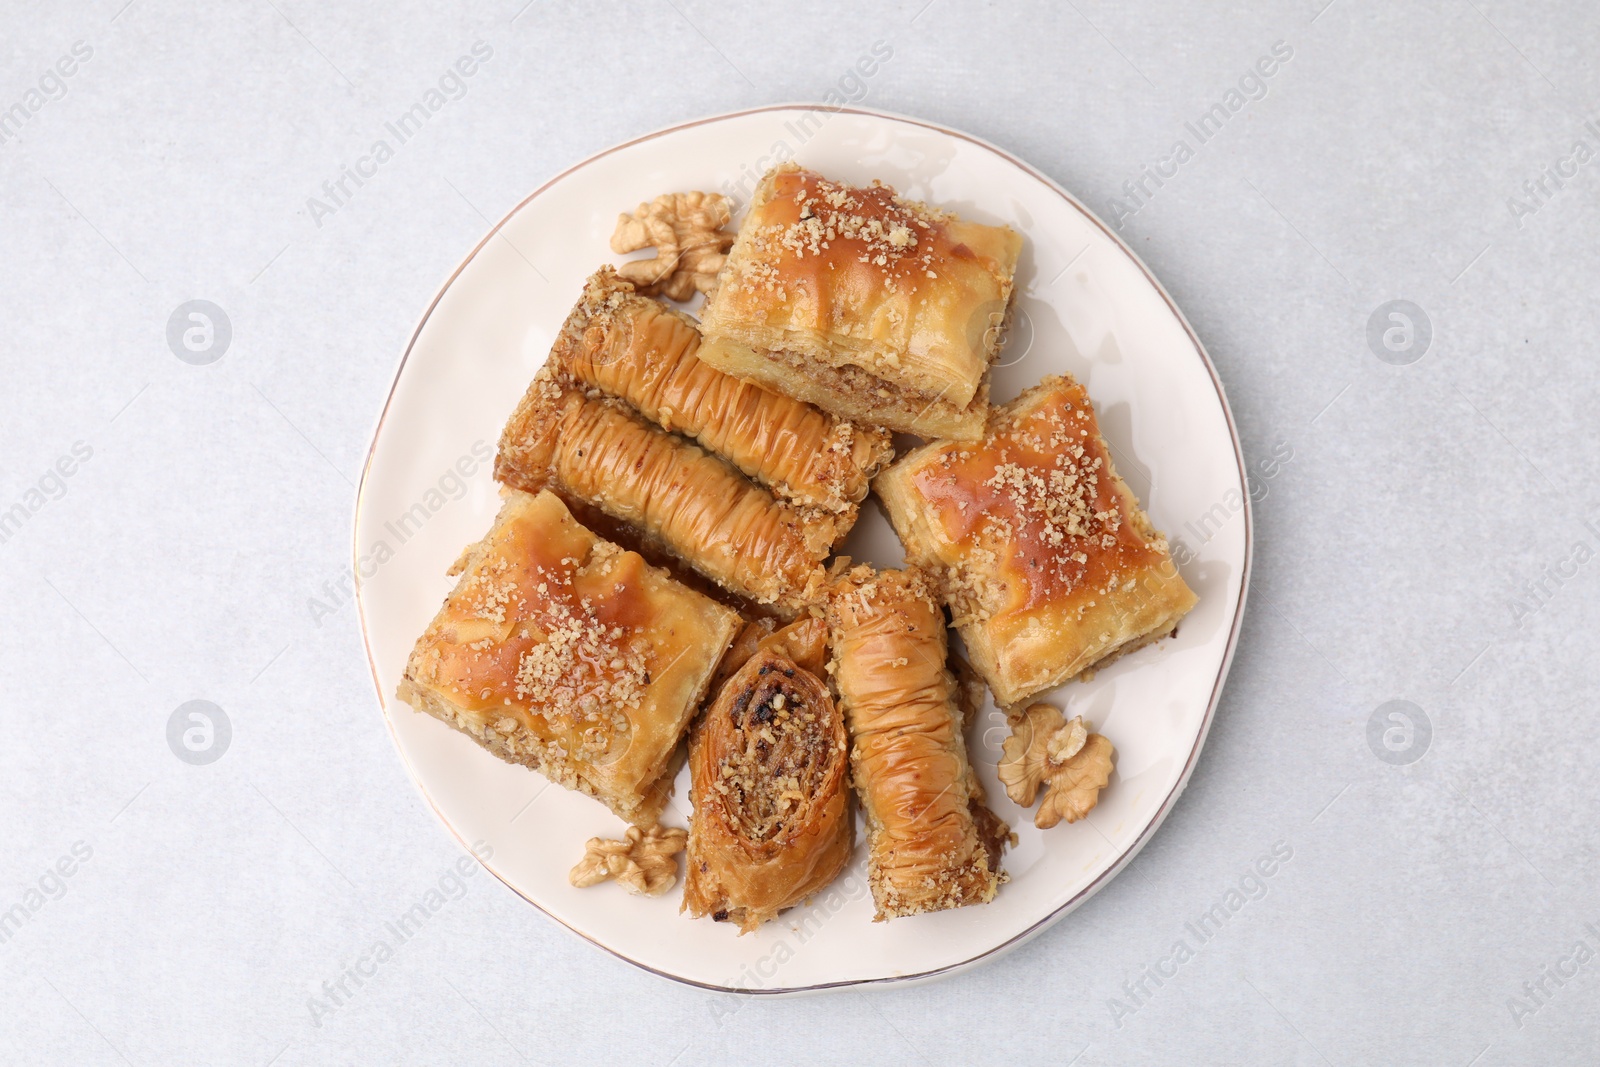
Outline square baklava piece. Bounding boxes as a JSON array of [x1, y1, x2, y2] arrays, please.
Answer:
[[876, 376, 1197, 707], [396, 488, 741, 824], [697, 164, 1023, 440]]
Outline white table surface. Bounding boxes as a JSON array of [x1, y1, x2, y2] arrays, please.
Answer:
[[3, 2, 1597, 1064]]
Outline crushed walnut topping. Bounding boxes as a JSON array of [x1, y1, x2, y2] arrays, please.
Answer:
[[448, 540, 651, 761], [997, 703, 1114, 829], [569, 825, 687, 896], [726, 169, 952, 297], [512, 589, 648, 717], [469, 556, 519, 624], [917, 385, 1135, 607]]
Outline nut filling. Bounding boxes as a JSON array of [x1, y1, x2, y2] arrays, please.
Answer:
[[683, 647, 853, 933], [715, 661, 835, 843]]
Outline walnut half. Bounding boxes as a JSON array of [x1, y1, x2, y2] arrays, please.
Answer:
[[569, 825, 687, 896], [997, 704, 1114, 829], [610, 191, 735, 302]]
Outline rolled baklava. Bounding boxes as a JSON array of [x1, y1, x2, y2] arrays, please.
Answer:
[[684, 647, 852, 932], [496, 375, 837, 615], [395, 489, 740, 825], [712, 613, 829, 689], [825, 565, 1006, 919], [550, 268, 892, 512]]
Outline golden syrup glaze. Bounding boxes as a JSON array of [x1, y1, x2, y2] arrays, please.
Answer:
[[409, 491, 730, 791], [496, 380, 837, 613], [705, 164, 1022, 408], [907, 376, 1169, 623], [557, 269, 890, 511]]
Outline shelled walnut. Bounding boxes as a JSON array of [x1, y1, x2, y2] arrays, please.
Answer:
[[609, 191, 735, 301], [998, 703, 1114, 829], [569, 825, 688, 896]]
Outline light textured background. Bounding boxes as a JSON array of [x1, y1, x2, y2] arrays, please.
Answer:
[[2, 1, 1597, 1064]]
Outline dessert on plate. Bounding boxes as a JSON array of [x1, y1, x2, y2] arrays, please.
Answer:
[[682, 641, 853, 932], [825, 565, 1007, 919], [876, 375, 1197, 707], [396, 489, 739, 825], [497, 373, 840, 616], [394, 163, 1193, 935], [550, 268, 892, 513], [697, 164, 1022, 440]]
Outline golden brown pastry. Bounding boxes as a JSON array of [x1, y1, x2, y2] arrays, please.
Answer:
[[876, 375, 1197, 707], [552, 493, 770, 619], [708, 617, 778, 693], [683, 648, 852, 932], [549, 269, 892, 512], [395, 489, 740, 825], [697, 163, 1023, 440], [495, 374, 838, 615], [712, 613, 830, 688], [753, 614, 828, 676], [825, 565, 1005, 919]]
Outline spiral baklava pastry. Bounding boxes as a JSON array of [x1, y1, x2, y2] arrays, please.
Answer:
[[683, 647, 852, 932]]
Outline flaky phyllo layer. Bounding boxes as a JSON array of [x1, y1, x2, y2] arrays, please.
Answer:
[[876, 375, 1197, 706], [698, 164, 1022, 440], [397, 489, 739, 824], [552, 269, 892, 512], [497, 374, 841, 616], [683, 645, 853, 933], [826, 566, 1007, 920]]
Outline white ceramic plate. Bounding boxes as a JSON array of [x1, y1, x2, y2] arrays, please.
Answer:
[[355, 105, 1251, 994]]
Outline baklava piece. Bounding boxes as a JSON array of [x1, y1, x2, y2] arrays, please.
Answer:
[[549, 268, 892, 512], [683, 647, 852, 932], [875, 375, 1197, 708], [711, 613, 829, 690], [826, 565, 1006, 920], [697, 164, 1023, 441], [395, 489, 740, 825], [496, 373, 839, 615]]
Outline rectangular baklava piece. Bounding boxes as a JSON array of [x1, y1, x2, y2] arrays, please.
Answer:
[[396, 488, 740, 825], [876, 376, 1197, 708], [697, 164, 1023, 440]]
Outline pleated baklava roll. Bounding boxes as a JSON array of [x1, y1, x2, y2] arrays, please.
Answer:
[[826, 565, 1006, 920], [684, 647, 853, 932], [550, 269, 893, 513], [496, 375, 837, 614]]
